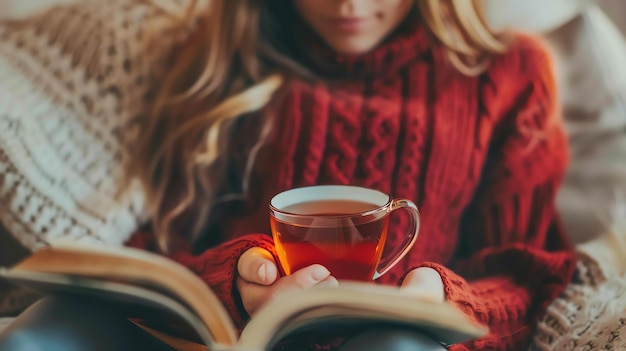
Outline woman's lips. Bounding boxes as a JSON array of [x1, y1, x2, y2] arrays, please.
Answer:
[[327, 17, 370, 33]]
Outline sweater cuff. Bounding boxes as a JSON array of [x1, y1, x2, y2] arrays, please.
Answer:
[[170, 234, 277, 329], [400, 263, 482, 324]]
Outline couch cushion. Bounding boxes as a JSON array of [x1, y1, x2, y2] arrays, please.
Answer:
[[547, 6, 626, 243]]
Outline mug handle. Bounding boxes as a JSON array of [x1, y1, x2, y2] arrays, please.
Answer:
[[372, 199, 420, 280]]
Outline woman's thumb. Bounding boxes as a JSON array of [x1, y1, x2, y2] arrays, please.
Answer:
[[237, 247, 278, 285]]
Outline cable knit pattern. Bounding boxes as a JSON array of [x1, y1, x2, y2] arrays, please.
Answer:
[[0, 1, 623, 350], [195, 28, 577, 349]]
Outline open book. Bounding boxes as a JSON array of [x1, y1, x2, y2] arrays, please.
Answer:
[[0, 243, 488, 351]]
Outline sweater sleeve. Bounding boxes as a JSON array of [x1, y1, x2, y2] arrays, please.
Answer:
[[408, 37, 577, 350], [127, 231, 278, 329], [169, 234, 278, 329]]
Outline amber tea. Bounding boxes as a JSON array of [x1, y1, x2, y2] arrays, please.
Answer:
[[269, 186, 420, 281], [271, 200, 388, 281]]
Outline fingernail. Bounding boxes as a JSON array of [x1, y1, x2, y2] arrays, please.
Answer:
[[311, 266, 330, 281], [258, 264, 267, 283]]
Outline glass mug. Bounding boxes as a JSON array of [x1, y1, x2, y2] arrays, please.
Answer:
[[269, 185, 420, 281]]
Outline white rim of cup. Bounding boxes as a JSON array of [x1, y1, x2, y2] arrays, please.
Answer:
[[269, 185, 392, 219]]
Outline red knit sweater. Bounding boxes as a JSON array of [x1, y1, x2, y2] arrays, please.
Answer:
[[130, 24, 576, 351]]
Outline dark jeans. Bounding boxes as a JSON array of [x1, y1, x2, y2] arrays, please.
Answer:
[[0, 297, 175, 351], [337, 328, 446, 351], [0, 297, 446, 351]]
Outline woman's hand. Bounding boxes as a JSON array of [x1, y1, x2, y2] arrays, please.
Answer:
[[400, 267, 445, 303], [236, 247, 338, 315]]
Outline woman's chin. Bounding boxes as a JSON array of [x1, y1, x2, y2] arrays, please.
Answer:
[[323, 38, 383, 56]]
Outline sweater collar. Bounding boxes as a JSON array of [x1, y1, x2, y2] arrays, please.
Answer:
[[293, 17, 432, 79]]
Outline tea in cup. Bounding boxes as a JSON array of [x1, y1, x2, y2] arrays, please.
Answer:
[[269, 185, 420, 281]]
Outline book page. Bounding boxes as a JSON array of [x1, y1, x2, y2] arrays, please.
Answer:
[[0, 269, 214, 345], [237, 283, 487, 350], [6, 244, 238, 345]]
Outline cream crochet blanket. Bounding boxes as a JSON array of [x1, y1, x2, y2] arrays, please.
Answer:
[[0, 0, 194, 249], [0, 1, 624, 349], [531, 215, 626, 350]]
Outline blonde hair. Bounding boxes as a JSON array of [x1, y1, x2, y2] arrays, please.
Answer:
[[132, 0, 507, 251]]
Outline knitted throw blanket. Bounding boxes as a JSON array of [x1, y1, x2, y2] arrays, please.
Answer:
[[0, 0, 194, 249], [0, 1, 624, 349], [531, 204, 626, 350]]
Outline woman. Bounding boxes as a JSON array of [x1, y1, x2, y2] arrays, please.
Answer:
[[128, 0, 576, 348], [0, 0, 575, 350]]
